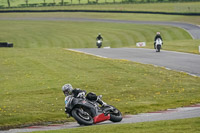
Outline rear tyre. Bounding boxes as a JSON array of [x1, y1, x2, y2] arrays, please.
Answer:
[[72, 108, 93, 125]]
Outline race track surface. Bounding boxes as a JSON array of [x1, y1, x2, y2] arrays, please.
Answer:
[[69, 48, 200, 77]]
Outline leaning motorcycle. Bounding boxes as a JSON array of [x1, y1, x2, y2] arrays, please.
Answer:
[[96, 40, 102, 48], [65, 95, 123, 125], [155, 38, 163, 52]]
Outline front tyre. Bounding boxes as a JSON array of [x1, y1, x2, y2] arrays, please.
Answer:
[[157, 45, 161, 52], [97, 44, 102, 48], [71, 108, 93, 125], [109, 106, 123, 122], [97, 42, 102, 48]]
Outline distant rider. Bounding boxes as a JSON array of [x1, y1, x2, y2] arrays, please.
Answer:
[[96, 33, 103, 41], [154, 32, 163, 49], [62, 84, 107, 112]]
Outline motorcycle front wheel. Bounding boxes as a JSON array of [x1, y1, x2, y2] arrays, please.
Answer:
[[97, 45, 102, 48], [157, 45, 161, 52], [109, 106, 123, 122], [71, 108, 93, 125]]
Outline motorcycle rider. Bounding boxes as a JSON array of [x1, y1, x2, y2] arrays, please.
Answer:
[[154, 32, 163, 49], [96, 33, 103, 41], [62, 84, 107, 108]]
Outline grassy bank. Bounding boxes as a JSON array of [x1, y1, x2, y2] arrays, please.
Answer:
[[1, 19, 199, 54], [0, 48, 200, 128]]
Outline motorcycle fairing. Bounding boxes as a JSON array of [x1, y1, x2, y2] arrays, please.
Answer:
[[93, 113, 110, 124]]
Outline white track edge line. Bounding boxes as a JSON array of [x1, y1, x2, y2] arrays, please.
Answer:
[[67, 49, 108, 58]]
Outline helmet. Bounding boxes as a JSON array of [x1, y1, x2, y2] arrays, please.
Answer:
[[62, 84, 73, 96], [156, 32, 160, 35], [98, 33, 101, 35]]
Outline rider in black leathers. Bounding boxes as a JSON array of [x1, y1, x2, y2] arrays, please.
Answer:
[[62, 84, 107, 110], [96, 33, 103, 41]]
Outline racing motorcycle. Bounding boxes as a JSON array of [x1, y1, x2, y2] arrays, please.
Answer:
[[96, 40, 102, 48], [65, 95, 122, 125], [155, 38, 163, 52]]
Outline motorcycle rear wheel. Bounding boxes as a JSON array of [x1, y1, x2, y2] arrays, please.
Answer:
[[72, 108, 93, 125]]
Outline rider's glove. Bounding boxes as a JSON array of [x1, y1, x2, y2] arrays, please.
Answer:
[[65, 107, 68, 113], [65, 108, 70, 117], [77, 92, 86, 98]]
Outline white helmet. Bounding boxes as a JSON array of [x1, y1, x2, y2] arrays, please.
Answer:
[[62, 84, 73, 96], [156, 32, 160, 35]]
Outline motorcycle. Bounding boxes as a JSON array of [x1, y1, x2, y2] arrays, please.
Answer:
[[155, 38, 163, 52], [65, 95, 123, 125], [96, 40, 102, 48]]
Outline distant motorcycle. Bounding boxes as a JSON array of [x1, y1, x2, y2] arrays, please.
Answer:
[[155, 38, 163, 52], [96, 40, 102, 48], [65, 95, 122, 125]]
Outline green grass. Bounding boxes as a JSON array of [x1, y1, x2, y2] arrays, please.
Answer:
[[1, 19, 199, 54], [30, 117, 200, 133], [0, 48, 200, 129]]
